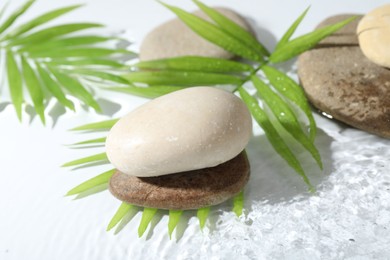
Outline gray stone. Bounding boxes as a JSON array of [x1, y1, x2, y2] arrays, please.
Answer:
[[139, 7, 253, 61], [298, 15, 390, 138], [109, 152, 250, 210]]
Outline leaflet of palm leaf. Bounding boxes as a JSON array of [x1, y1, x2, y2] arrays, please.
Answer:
[[0, 0, 133, 125], [65, 119, 245, 238]]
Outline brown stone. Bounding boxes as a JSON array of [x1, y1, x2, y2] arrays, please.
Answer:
[[139, 7, 253, 61], [109, 151, 250, 210], [298, 15, 390, 138]]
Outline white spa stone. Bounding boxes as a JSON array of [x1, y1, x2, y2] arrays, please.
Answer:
[[357, 4, 390, 68], [105, 87, 252, 177]]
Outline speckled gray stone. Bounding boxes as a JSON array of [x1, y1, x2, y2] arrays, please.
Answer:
[[298, 15, 390, 138], [139, 7, 253, 61], [109, 151, 250, 210]]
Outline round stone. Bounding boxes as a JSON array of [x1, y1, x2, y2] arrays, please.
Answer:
[[357, 4, 390, 68], [108, 151, 250, 210], [105, 87, 252, 177], [139, 7, 253, 61], [298, 15, 390, 138]]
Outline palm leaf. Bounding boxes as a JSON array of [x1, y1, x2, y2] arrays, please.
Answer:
[[66, 169, 115, 196], [123, 71, 243, 86], [138, 208, 158, 237], [109, 85, 186, 99], [47, 58, 125, 68], [238, 87, 314, 191], [36, 64, 75, 111], [168, 210, 183, 239], [262, 65, 317, 141], [274, 7, 310, 51], [70, 137, 106, 146], [4, 4, 83, 38], [18, 36, 112, 53], [49, 67, 101, 113], [0, 0, 34, 35], [135, 56, 253, 73], [251, 76, 322, 169], [269, 16, 356, 63], [8, 23, 103, 46], [232, 191, 244, 217], [197, 207, 210, 230], [21, 56, 46, 124], [0, 1, 10, 22], [0, 1, 133, 124], [107, 202, 133, 231], [160, 2, 263, 61], [6, 50, 23, 121], [27, 47, 130, 59], [193, 0, 269, 57], [70, 70, 129, 85], [70, 119, 118, 131], [62, 152, 108, 167]]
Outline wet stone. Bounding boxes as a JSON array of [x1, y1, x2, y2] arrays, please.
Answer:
[[109, 152, 250, 210], [298, 15, 390, 138]]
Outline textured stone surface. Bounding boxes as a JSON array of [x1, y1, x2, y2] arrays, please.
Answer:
[[357, 4, 390, 68], [105, 87, 252, 177], [109, 151, 250, 210], [139, 7, 253, 61], [298, 15, 390, 138]]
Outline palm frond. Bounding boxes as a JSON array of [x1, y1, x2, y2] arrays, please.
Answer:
[[62, 1, 356, 239], [0, 0, 133, 123]]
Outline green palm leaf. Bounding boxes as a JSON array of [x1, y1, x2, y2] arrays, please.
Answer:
[[6, 50, 23, 121], [18, 36, 112, 53], [70, 137, 106, 146], [8, 23, 103, 46], [70, 119, 118, 131], [36, 64, 75, 111], [168, 210, 183, 239], [109, 85, 186, 99], [107, 202, 133, 232], [47, 58, 125, 68], [123, 71, 243, 86], [193, 0, 269, 57], [274, 7, 310, 51], [0, 2, 10, 22], [70, 70, 129, 85], [269, 16, 356, 63], [138, 208, 158, 237], [0, 0, 133, 124], [61, 1, 357, 238], [135, 56, 253, 73], [27, 47, 130, 59], [262, 65, 317, 141], [251, 76, 322, 169], [49, 67, 101, 113], [160, 2, 263, 61], [233, 191, 244, 217], [62, 152, 108, 167], [239, 87, 313, 191], [4, 4, 83, 38], [0, 0, 34, 35], [197, 207, 210, 230], [66, 169, 115, 196], [21, 56, 46, 124]]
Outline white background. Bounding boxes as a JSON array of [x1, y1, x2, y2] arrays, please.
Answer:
[[1, 1, 390, 260]]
